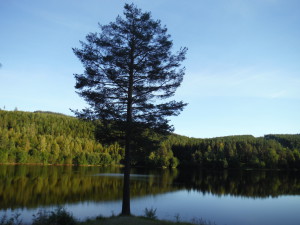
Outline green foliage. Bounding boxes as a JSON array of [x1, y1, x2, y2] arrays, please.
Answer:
[[1, 110, 300, 169], [169, 134, 300, 169], [73, 3, 187, 140], [144, 207, 157, 219], [0, 110, 124, 166], [147, 147, 178, 169], [0, 150, 8, 163], [0, 110, 177, 168], [0, 213, 22, 225], [32, 207, 77, 225]]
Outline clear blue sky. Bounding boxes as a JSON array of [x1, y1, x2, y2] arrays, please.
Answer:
[[1, 0, 299, 138]]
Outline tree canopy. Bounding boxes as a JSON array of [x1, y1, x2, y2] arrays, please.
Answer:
[[73, 3, 187, 136]]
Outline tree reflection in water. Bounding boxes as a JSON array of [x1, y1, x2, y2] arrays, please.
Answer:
[[175, 168, 300, 198], [0, 165, 300, 210], [0, 165, 178, 209]]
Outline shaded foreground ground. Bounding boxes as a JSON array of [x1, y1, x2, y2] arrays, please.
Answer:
[[80, 216, 200, 225]]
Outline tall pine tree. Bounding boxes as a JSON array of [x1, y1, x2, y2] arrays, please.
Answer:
[[73, 3, 187, 215]]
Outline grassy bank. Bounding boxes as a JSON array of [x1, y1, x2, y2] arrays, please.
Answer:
[[0, 208, 215, 225], [79, 216, 208, 225]]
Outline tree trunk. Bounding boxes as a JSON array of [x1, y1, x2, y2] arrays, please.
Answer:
[[122, 98, 132, 215], [121, 131, 131, 215], [121, 39, 135, 215], [122, 96, 133, 215]]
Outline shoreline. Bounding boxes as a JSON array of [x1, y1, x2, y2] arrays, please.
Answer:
[[79, 215, 200, 225]]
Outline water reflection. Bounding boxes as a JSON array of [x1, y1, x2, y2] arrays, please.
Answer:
[[0, 165, 178, 209], [0, 165, 300, 211], [175, 169, 300, 198]]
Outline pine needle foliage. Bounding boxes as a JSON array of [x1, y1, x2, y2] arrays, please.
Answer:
[[73, 4, 187, 215]]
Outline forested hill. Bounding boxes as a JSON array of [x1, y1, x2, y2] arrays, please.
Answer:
[[165, 133, 300, 169], [0, 110, 123, 165], [0, 110, 300, 169]]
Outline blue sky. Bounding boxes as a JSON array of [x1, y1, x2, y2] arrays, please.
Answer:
[[0, 0, 299, 138]]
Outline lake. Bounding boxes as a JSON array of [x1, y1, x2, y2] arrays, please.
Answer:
[[0, 165, 300, 225]]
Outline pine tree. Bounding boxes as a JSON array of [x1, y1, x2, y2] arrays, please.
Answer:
[[73, 3, 187, 215]]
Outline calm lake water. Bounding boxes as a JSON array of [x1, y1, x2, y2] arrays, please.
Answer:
[[0, 165, 300, 225]]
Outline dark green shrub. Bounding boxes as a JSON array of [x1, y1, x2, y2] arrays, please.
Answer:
[[0, 213, 22, 225], [144, 207, 157, 219], [32, 207, 77, 225]]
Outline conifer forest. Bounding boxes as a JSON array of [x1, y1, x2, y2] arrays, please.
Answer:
[[0, 110, 300, 169]]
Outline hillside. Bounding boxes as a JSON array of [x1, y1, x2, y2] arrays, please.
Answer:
[[0, 110, 300, 169], [0, 110, 123, 165]]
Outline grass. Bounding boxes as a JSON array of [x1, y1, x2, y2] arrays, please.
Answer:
[[79, 216, 194, 225], [1, 208, 216, 225]]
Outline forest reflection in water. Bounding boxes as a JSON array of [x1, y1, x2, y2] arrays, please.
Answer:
[[0, 165, 300, 210]]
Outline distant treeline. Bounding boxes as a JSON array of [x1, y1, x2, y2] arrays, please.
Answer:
[[166, 134, 300, 169], [0, 110, 300, 169]]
